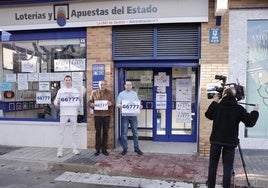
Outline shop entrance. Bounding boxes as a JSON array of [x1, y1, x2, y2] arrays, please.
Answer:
[[117, 67, 198, 142]]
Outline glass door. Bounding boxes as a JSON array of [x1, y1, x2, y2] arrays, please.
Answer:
[[118, 67, 198, 142], [153, 67, 197, 142], [124, 69, 154, 139], [153, 68, 172, 141]]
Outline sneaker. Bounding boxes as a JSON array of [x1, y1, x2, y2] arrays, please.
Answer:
[[102, 150, 109, 156], [134, 148, 143, 155], [94, 150, 100, 156], [73, 149, 80, 155], [57, 151, 63, 158], [121, 149, 127, 155]]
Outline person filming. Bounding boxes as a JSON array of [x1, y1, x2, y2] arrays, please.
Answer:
[[205, 87, 259, 188]]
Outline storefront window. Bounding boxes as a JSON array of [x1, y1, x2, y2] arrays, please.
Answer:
[[246, 20, 268, 138], [0, 38, 86, 121]]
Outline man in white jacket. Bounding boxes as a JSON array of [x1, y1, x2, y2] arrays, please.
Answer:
[[54, 75, 81, 157]]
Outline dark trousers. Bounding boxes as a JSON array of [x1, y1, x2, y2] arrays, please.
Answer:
[[94, 116, 110, 151], [207, 143, 235, 188]]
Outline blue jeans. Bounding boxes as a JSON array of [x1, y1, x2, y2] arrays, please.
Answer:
[[121, 116, 139, 151], [207, 143, 235, 188]]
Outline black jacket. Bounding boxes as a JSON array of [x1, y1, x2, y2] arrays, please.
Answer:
[[205, 96, 259, 147]]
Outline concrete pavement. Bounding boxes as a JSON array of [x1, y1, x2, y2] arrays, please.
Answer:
[[0, 145, 267, 188]]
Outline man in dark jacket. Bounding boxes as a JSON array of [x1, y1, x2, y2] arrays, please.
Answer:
[[88, 80, 114, 156], [205, 87, 259, 188]]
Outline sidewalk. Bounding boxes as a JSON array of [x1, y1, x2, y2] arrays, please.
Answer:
[[0, 145, 267, 188]]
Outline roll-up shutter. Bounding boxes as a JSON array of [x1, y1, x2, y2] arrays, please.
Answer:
[[157, 24, 199, 57], [113, 23, 200, 60], [113, 25, 154, 58]]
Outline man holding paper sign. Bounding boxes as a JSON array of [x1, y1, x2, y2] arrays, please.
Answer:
[[54, 75, 81, 158], [116, 81, 143, 156], [88, 80, 113, 156]]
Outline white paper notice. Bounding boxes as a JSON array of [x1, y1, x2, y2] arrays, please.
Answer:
[[60, 92, 80, 107], [54, 59, 70, 72], [176, 78, 192, 101], [121, 100, 140, 114], [156, 93, 167, 109], [36, 92, 51, 104], [28, 73, 39, 82], [176, 101, 192, 123], [5, 74, 16, 82], [39, 73, 50, 81], [39, 82, 50, 91], [17, 73, 28, 90], [94, 100, 108, 110], [70, 59, 86, 71]]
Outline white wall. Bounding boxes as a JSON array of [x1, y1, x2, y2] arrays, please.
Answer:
[[229, 9, 268, 149], [0, 121, 87, 149]]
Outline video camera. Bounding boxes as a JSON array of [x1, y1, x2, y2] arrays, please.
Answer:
[[207, 75, 245, 101]]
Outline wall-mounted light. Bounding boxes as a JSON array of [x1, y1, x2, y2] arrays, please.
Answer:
[[215, 0, 228, 16], [215, 0, 228, 26]]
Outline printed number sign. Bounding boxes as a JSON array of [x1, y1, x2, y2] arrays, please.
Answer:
[[94, 100, 108, 110], [121, 100, 140, 114], [60, 92, 80, 106], [36, 92, 51, 104]]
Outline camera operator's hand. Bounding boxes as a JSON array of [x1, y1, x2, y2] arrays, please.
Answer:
[[213, 93, 220, 103], [254, 104, 259, 111]]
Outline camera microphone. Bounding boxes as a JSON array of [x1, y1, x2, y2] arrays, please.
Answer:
[[238, 102, 256, 106]]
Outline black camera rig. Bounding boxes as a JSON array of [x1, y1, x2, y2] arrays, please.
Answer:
[[207, 75, 245, 101]]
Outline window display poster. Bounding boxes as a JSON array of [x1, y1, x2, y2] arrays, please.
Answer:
[[1, 82, 12, 91], [176, 101, 191, 123], [16, 103, 22, 110], [54, 59, 70, 72], [39, 82, 50, 91], [5, 74, 16, 82], [176, 78, 192, 101], [140, 75, 152, 84], [154, 75, 169, 87], [156, 93, 167, 109], [70, 59, 86, 71], [21, 60, 37, 73], [36, 92, 51, 104]]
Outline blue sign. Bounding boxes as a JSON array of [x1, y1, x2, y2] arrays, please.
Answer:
[[209, 28, 221, 44], [92, 64, 105, 90], [1, 82, 12, 91], [1, 30, 11, 41]]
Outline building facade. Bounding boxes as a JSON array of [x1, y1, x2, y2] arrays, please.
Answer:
[[0, 0, 267, 156]]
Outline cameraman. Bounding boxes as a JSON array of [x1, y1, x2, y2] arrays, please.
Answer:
[[205, 87, 259, 188]]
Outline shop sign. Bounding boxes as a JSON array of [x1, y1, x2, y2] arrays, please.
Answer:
[[209, 28, 221, 44], [0, 0, 208, 30]]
